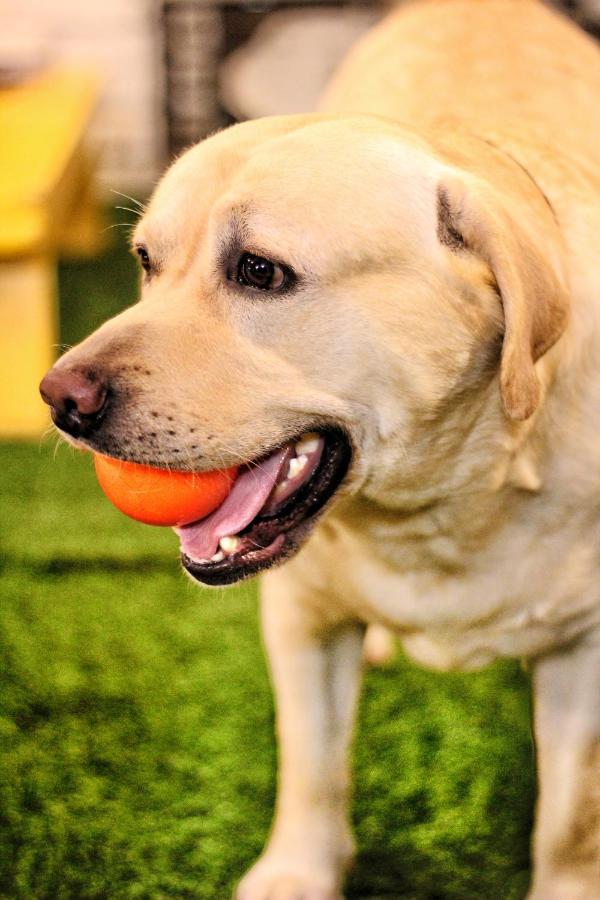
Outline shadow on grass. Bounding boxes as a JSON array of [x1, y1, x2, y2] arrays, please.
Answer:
[[24, 556, 177, 577]]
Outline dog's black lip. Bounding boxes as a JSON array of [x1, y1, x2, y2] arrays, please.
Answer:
[[182, 428, 352, 586]]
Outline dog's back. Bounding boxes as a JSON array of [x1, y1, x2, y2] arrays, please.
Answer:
[[321, 0, 600, 175]]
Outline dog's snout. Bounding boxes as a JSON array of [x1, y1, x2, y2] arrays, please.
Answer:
[[39, 366, 109, 438]]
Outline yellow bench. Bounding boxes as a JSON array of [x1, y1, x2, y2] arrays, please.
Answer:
[[0, 67, 102, 438]]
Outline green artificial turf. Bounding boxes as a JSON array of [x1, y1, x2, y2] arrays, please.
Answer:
[[0, 226, 535, 898]]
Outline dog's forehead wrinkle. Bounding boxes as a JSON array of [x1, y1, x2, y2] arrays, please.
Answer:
[[324, 247, 421, 285]]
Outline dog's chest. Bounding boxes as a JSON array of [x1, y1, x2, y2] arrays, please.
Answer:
[[310, 510, 600, 670]]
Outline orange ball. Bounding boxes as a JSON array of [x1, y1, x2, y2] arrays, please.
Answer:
[[94, 454, 239, 527]]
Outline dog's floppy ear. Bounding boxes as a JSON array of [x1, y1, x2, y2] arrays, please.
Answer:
[[437, 176, 569, 421]]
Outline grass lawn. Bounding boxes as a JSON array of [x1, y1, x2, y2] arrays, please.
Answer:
[[0, 227, 535, 898]]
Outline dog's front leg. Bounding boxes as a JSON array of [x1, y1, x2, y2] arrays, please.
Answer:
[[236, 568, 365, 900], [529, 635, 600, 900]]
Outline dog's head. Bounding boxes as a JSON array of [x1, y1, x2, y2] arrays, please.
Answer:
[[40, 115, 568, 584]]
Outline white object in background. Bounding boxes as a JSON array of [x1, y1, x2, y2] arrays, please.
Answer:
[[219, 7, 381, 121]]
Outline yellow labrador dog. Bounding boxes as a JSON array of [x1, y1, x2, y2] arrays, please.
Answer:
[[40, 1, 599, 897]]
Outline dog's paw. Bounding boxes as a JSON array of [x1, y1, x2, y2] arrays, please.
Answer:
[[363, 623, 396, 666], [235, 857, 344, 900]]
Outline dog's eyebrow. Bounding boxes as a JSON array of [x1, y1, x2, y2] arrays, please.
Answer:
[[216, 209, 252, 269], [130, 222, 170, 264], [216, 207, 310, 284], [128, 224, 170, 278], [130, 219, 153, 247]]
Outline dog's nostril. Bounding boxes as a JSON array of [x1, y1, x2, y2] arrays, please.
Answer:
[[39, 366, 110, 438]]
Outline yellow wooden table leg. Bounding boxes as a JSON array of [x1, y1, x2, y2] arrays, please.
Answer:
[[0, 255, 57, 438], [59, 149, 107, 259]]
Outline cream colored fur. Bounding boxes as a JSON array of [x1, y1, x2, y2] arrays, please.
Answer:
[[48, 1, 599, 897]]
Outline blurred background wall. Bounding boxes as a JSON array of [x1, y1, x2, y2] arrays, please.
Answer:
[[2, 0, 596, 197]]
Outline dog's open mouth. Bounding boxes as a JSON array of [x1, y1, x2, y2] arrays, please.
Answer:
[[177, 429, 352, 585]]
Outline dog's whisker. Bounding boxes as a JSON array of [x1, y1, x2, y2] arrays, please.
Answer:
[[51, 343, 74, 353], [115, 205, 144, 218], [102, 222, 136, 234], [110, 189, 146, 211], [38, 424, 57, 451], [52, 433, 67, 462]]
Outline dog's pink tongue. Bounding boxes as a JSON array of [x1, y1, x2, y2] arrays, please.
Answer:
[[175, 447, 292, 561]]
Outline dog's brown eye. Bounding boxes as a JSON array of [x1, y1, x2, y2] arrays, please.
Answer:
[[136, 246, 152, 274], [236, 253, 285, 291]]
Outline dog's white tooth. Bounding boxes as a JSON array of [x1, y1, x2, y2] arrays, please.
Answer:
[[271, 481, 288, 499], [211, 551, 225, 562], [295, 433, 320, 456], [287, 455, 308, 480], [219, 536, 240, 554]]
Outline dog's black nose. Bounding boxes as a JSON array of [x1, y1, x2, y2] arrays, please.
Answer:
[[39, 366, 109, 438]]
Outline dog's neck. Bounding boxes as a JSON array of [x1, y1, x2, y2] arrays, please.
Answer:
[[333, 384, 546, 575]]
